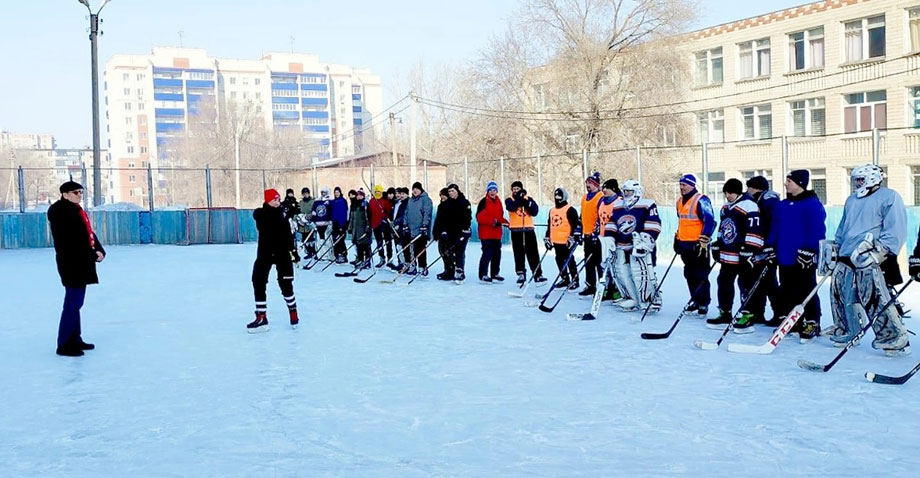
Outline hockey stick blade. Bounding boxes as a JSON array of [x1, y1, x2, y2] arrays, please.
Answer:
[[725, 342, 776, 355], [796, 359, 828, 372], [693, 340, 720, 351], [507, 291, 525, 298], [865, 362, 920, 384], [522, 300, 541, 308], [567, 313, 596, 321]]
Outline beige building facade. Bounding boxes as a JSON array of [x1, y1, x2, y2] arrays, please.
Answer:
[[677, 0, 920, 206]]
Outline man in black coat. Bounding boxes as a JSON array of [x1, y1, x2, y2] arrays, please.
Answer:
[[249, 189, 300, 333], [433, 184, 472, 281], [47, 181, 106, 357]]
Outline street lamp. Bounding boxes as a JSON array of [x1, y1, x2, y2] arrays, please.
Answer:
[[77, 0, 112, 206]]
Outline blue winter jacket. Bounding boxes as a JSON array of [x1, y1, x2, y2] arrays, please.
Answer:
[[767, 190, 826, 267], [331, 197, 349, 227]]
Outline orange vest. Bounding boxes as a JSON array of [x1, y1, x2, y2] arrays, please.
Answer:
[[549, 205, 573, 244], [581, 192, 602, 235], [598, 199, 615, 236], [676, 193, 704, 242], [507, 196, 535, 229]]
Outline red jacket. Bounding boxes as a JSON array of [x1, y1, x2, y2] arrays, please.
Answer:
[[476, 195, 507, 241], [369, 197, 392, 229]]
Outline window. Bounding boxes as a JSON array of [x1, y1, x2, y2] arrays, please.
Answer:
[[127, 147, 135, 154], [230, 91, 237, 99], [913, 166, 920, 205], [352, 85, 362, 93], [339, 81, 345, 87], [124, 88, 131, 95], [698, 109, 724, 143], [844, 90, 887, 133], [127, 162, 136, 168], [229, 77, 236, 85], [243, 92, 248, 100], [126, 117, 133, 126], [810, 168, 827, 203], [741, 170, 774, 190], [844, 15, 886, 62], [137, 89, 144, 100], [272, 103, 297, 111], [911, 8, 920, 52], [125, 103, 132, 111], [739, 38, 770, 78], [790, 98, 826, 136], [789, 27, 825, 70], [243, 78, 249, 86], [254, 78, 261, 86], [304, 117, 326, 125], [136, 74, 145, 81], [302, 89, 325, 98], [741, 104, 772, 140], [140, 132, 147, 140], [139, 117, 146, 125], [272, 89, 298, 97], [707, 172, 726, 200], [189, 71, 213, 80], [126, 132, 134, 141], [141, 146, 148, 154], [138, 103, 145, 111], [909, 87, 920, 127], [255, 92, 261, 100], [123, 73, 130, 81], [694, 47, 723, 86]]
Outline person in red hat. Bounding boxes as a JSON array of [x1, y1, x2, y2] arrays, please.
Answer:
[[248, 189, 300, 333]]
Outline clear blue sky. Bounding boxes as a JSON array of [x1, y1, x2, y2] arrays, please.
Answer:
[[0, 0, 807, 148]]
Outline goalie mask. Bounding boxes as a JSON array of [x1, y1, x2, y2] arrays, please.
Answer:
[[850, 164, 883, 198], [621, 180, 643, 209]]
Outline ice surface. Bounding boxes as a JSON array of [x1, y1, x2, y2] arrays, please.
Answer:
[[1, 244, 918, 476]]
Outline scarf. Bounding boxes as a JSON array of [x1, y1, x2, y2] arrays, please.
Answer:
[[78, 206, 96, 249]]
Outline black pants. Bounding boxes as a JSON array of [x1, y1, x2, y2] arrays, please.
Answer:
[[747, 263, 778, 319], [510, 229, 542, 277], [332, 223, 347, 259], [679, 248, 711, 307], [554, 243, 578, 282], [58, 286, 86, 348], [356, 243, 371, 263], [716, 263, 757, 313], [399, 232, 413, 265], [252, 257, 296, 312], [453, 233, 470, 272], [414, 236, 429, 270], [778, 265, 820, 324], [583, 236, 602, 289], [373, 225, 393, 259], [479, 239, 502, 278]]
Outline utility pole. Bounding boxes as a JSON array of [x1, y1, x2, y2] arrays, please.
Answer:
[[409, 91, 417, 185], [78, 0, 112, 207], [389, 112, 399, 185]]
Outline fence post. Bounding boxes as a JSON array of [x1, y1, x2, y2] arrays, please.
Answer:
[[370, 163, 375, 191], [81, 163, 89, 210], [499, 156, 506, 195], [147, 163, 154, 212], [701, 142, 709, 196], [537, 153, 543, 206], [312, 166, 318, 198], [205, 164, 213, 208], [781, 135, 789, 187], [17, 166, 25, 213], [463, 156, 469, 193], [261, 169, 267, 192], [423, 160, 429, 191], [582, 148, 588, 179], [635, 146, 642, 183], [872, 127, 881, 166]]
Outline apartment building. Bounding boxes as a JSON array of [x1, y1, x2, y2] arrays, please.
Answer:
[[103, 47, 382, 206], [681, 0, 920, 206]]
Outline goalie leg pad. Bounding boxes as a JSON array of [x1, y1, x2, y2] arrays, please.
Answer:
[[613, 248, 639, 302], [630, 251, 659, 309]]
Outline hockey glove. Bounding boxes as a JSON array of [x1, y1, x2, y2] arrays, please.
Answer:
[[851, 233, 886, 268], [544, 237, 554, 250], [739, 249, 755, 269], [909, 256, 920, 281], [573, 231, 583, 245], [566, 237, 576, 249], [756, 246, 776, 266], [290, 250, 300, 263], [796, 249, 816, 270]]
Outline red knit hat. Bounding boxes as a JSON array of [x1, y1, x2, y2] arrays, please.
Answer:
[[264, 189, 280, 203]]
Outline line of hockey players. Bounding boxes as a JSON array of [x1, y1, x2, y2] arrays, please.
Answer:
[[248, 165, 919, 361]]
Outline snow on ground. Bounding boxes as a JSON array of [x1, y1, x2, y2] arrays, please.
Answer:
[[1, 243, 918, 477]]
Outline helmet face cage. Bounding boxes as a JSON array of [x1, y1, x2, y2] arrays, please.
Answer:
[[851, 165, 883, 198], [621, 180, 643, 207]]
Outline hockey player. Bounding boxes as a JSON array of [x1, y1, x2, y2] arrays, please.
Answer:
[[579, 172, 604, 297], [706, 179, 763, 333], [281, 188, 299, 221], [348, 189, 373, 269], [310, 188, 333, 265], [406, 182, 433, 276], [476, 181, 508, 283], [506, 181, 545, 284], [248, 189, 299, 333], [606, 179, 663, 312], [596, 178, 623, 302], [391, 187, 412, 270], [767, 170, 826, 342], [673, 174, 716, 318], [825, 165, 909, 356], [912, 227, 920, 282], [744, 176, 780, 326], [434, 188, 453, 279], [545, 187, 582, 290], [436, 184, 473, 282], [297, 187, 316, 259], [368, 185, 394, 267], [331, 187, 349, 263]]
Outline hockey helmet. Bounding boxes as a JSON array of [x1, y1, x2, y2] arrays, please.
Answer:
[[621, 179, 643, 207], [851, 164, 883, 198]]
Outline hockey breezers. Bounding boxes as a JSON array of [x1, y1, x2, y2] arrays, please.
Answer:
[[726, 265, 837, 355], [641, 261, 719, 340], [798, 279, 914, 372], [694, 265, 770, 350], [638, 253, 678, 322], [353, 234, 422, 283], [508, 247, 553, 298], [320, 232, 368, 272]]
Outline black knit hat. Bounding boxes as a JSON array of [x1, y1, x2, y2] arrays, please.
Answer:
[[602, 178, 619, 191], [788, 169, 810, 189], [386, 187, 396, 195], [723, 178, 743, 195], [511, 180, 523, 190], [301, 187, 310, 195], [59, 181, 84, 194], [745, 176, 769, 191], [412, 181, 424, 192], [286, 188, 295, 195]]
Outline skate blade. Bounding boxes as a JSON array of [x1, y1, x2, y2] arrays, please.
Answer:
[[247, 326, 270, 334], [705, 323, 727, 330], [732, 327, 755, 335], [884, 346, 912, 358]]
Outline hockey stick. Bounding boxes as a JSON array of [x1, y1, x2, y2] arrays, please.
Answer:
[[354, 234, 422, 283], [335, 239, 386, 277], [538, 254, 592, 313], [509, 247, 553, 298], [638, 254, 678, 322], [405, 239, 459, 286], [320, 232, 367, 272], [380, 239, 436, 284], [567, 259, 610, 321], [522, 246, 579, 306], [298, 228, 317, 256], [798, 279, 914, 372], [302, 232, 336, 270], [866, 361, 920, 385], [694, 265, 770, 350], [641, 261, 719, 340], [726, 265, 838, 355]]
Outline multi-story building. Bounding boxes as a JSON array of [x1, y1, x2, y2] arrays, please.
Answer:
[[1, 131, 56, 150], [103, 47, 382, 206], [680, 0, 920, 206]]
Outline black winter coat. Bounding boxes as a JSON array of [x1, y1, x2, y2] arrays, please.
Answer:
[[281, 196, 300, 220], [48, 199, 106, 287], [254, 203, 296, 262], [433, 194, 472, 239]]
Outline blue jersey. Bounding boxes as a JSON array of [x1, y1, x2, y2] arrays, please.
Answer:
[[312, 198, 332, 225], [717, 193, 763, 265], [608, 197, 662, 250]]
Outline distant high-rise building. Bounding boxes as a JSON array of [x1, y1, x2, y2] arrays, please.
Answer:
[[104, 47, 383, 205]]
